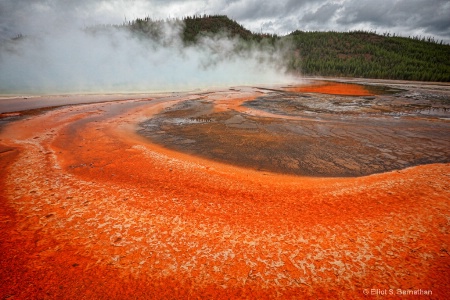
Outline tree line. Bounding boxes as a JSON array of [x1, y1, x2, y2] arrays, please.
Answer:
[[86, 15, 450, 82], [286, 30, 450, 81]]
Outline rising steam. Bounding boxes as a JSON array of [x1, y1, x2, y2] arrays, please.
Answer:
[[0, 14, 294, 94]]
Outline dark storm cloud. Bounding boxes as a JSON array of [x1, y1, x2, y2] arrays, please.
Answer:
[[210, 0, 449, 41], [1, 0, 449, 40], [336, 0, 443, 28], [334, 0, 450, 39]]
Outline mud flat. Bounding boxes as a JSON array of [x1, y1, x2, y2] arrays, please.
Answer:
[[0, 79, 449, 299], [141, 80, 450, 177]]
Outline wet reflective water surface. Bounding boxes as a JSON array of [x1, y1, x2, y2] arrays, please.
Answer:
[[139, 81, 450, 177]]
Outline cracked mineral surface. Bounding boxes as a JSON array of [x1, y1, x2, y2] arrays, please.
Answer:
[[0, 79, 449, 299]]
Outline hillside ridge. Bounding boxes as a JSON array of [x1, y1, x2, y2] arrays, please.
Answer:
[[86, 14, 450, 82]]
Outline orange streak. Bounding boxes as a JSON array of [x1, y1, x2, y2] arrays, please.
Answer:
[[0, 94, 449, 299], [286, 81, 375, 96]]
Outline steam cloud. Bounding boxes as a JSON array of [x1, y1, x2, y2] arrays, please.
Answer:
[[0, 3, 294, 94]]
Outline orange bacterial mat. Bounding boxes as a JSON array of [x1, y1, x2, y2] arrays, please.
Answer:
[[0, 87, 449, 299], [285, 81, 375, 96]]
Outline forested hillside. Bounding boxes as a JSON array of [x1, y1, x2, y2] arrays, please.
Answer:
[[287, 30, 450, 81], [120, 15, 450, 82], [182, 15, 255, 43]]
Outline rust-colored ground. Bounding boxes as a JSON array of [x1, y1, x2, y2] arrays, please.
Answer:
[[284, 81, 375, 96], [0, 82, 449, 299]]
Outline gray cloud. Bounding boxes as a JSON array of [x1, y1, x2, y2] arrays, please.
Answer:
[[1, 0, 449, 41], [333, 0, 450, 39], [229, 0, 449, 40], [300, 2, 343, 25]]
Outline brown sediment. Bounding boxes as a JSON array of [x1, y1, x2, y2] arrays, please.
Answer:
[[0, 82, 449, 299], [140, 83, 450, 177]]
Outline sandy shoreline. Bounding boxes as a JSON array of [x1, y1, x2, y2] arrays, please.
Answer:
[[1, 81, 449, 299]]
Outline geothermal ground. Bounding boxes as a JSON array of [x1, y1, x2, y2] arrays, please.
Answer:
[[0, 79, 449, 299]]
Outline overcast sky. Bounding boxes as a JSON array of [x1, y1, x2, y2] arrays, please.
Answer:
[[1, 0, 449, 42]]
